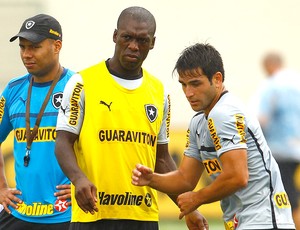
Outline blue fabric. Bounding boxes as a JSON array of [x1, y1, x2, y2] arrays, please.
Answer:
[[258, 69, 300, 161], [0, 68, 74, 223]]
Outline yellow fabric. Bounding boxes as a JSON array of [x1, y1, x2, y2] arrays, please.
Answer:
[[71, 61, 164, 222], [224, 220, 235, 230]]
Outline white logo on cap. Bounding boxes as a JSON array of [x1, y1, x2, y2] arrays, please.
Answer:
[[25, 21, 35, 29]]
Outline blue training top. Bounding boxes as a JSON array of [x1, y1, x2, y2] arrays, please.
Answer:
[[0, 68, 74, 223]]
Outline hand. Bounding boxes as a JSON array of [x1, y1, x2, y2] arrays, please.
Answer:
[[0, 187, 22, 214], [185, 210, 209, 230], [55, 184, 71, 206], [131, 163, 153, 186], [177, 191, 200, 219], [73, 177, 98, 214]]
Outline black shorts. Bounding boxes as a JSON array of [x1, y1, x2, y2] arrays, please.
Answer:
[[69, 219, 159, 230], [0, 210, 70, 230]]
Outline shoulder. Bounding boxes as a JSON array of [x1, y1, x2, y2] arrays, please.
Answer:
[[58, 68, 76, 85], [209, 93, 246, 122], [6, 74, 30, 90], [64, 68, 76, 78], [191, 111, 205, 121], [214, 92, 244, 112], [64, 73, 83, 89], [0, 74, 29, 107], [189, 111, 206, 130], [142, 68, 164, 85], [80, 60, 106, 75], [1, 74, 30, 100]]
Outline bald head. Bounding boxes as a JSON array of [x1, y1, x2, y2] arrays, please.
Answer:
[[117, 6, 156, 36]]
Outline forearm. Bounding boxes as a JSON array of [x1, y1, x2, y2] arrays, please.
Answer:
[[55, 131, 86, 184], [154, 145, 193, 195], [150, 170, 194, 194], [194, 150, 249, 206], [154, 146, 202, 195], [155, 156, 178, 204], [194, 171, 247, 206]]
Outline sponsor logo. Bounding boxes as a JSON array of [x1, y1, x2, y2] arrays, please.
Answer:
[[52, 92, 63, 109], [203, 158, 222, 175], [145, 104, 158, 123], [17, 202, 53, 216], [100, 100, 112, 111], [98, 192, 152, 207], [98, 129, 156, 147], [274, 192, 291, 208], [16, 200, 68, 216], [19, 96, 26, 105], [233, 215, 238, 228], [221, 135, 236, 144], [49, 29, 61, 38], [61, 105, 67, 114], [69, 82, 83, 126], [208, 118, 221, 150], [144, 193, 152, 207], [224, 215, 238, 230], [15, 127, 56, 142], [185, 129, 190, 148], [224, 220, 234, 230], [166, 95, 171, 138], [54, 199, 68, 212], [25, 20, 35, 29], [234, 114, 246, 143], [0, 96, 5, 124]]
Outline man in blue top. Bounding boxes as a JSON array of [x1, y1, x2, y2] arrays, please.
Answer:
[[256, 52, 300, 229], [0, 14, 74, 230]]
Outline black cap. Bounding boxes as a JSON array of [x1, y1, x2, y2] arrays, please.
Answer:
[[10, 14, 62, 43]]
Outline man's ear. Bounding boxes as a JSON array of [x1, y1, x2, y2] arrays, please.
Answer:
[[213, 72, 223, 85], [150, 36, 156, 50], [54, 40, 62, 53], [113, 29, 118, 43]]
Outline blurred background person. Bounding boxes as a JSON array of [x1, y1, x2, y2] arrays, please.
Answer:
[[254, 52, 300, 229]]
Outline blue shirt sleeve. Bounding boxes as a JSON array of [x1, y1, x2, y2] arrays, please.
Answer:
[[0, 85, 13, 143]]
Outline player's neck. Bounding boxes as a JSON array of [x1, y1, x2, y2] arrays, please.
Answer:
[[205, 87, 227, 116], [32, 64, 63, 83]]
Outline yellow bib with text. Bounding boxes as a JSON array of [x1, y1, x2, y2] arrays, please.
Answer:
[[71, 61, 164, 222]]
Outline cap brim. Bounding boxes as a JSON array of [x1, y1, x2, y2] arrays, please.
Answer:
[[9, 31, 46, 43]]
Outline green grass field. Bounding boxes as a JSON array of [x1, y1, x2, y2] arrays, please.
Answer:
[[159, 218, 224, 230]]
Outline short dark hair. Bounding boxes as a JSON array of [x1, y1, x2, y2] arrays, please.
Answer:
[[117, 6, 156, 36], [173, 43, 225, 82]]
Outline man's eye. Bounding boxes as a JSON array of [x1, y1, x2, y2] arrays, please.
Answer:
[[138, 38, 147, 44], [191, 82, 200, 87], [123, 35, 131, 41]]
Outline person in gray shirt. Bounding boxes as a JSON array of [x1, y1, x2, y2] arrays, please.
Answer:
[[132, 43, 295, 230]]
